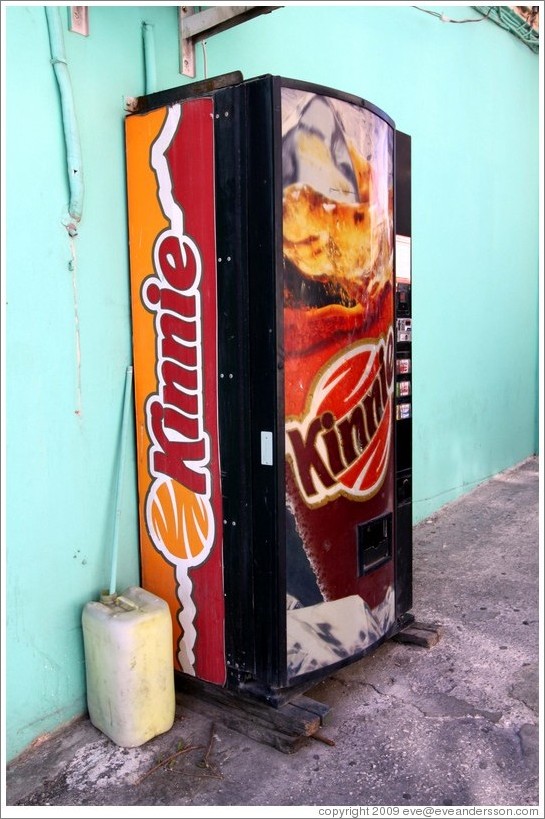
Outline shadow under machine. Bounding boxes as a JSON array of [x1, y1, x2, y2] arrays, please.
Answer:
[[124, 72, 413, 705]]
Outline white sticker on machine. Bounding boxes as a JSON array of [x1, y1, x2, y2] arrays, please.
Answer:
[[396, 235, 411, 284]]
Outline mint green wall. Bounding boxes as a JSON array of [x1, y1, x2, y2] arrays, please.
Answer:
[[5, 5, 539, 761]]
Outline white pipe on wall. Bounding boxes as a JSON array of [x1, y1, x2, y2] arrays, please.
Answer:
[[45, 6, 84, 232], [142, 22, 157, 95]]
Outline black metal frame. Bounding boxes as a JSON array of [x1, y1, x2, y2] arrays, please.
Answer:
[[394, 130, 413, 621]]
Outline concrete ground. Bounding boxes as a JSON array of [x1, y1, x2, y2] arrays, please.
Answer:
[[4, 456, 541, 814]]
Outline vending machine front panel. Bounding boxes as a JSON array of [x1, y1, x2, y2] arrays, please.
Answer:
[[278, 81, 396, 685]]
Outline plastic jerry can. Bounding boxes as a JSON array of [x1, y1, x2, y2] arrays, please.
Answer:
[[82, 586, 176, 747]]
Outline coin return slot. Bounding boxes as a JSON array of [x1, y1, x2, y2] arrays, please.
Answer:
[[397, 475, 412, 505]]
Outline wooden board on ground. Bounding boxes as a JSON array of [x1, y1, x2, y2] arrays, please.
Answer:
[[176, 677, 331, 755], [392, 620, 443, 648]]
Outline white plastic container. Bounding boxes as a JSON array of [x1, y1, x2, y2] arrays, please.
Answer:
[[82, 586, 175, 747]]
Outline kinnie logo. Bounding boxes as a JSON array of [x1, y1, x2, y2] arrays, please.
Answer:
[[142, 106, 215, 570], [286, 328, 394, 507]]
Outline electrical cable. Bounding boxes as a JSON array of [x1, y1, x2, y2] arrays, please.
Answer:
[[413, 5, 538, 52], [413, 6, 488, 23]]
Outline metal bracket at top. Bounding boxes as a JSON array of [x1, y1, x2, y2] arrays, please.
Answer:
[[179, 5, 281, 77]]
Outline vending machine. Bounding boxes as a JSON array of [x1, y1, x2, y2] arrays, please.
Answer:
[[125, 72, 412, 705]]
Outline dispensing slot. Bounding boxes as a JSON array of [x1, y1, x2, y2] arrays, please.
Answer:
[[357, 513, 392, 575]]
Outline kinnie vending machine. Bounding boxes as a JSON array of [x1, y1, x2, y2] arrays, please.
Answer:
[[124, 72, 412, 705]]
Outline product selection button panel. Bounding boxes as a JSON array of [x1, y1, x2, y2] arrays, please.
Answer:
[[396, 317, 412, 343]]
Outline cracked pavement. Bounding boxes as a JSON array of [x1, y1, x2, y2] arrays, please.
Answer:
[[4, 457, 540, 811]]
